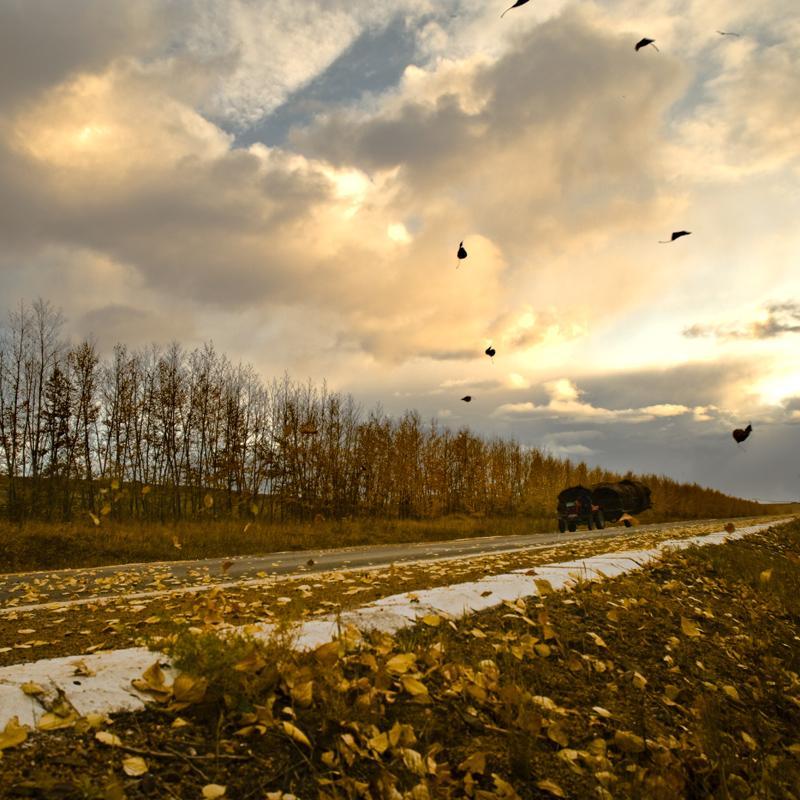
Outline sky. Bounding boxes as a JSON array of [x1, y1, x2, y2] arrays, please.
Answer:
[[0, 0, 799, 501]]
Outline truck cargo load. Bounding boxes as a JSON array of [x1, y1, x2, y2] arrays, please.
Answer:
[[591, 480, 652, 525]]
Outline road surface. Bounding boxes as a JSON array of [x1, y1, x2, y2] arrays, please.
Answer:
[[0, 517, 768, 610]]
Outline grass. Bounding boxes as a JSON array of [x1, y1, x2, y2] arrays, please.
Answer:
[[1, 509, 791, 574], [2, 519, 799, 798]]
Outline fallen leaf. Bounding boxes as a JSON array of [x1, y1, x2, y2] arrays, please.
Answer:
[[122, 756, 149, 776], [420, 614, 441, 627], [614, 730, 645, 754], [385, 653, 416, 675], [722, 685, 740, 702], [536, 779, 566, 797], [96, 731, 123, 747], [0, 717, 28, 751], [202, 785, 226, 799], [20, 682, 46, 696], [680, 617, 702, 638], [281, 721, 311, 748]]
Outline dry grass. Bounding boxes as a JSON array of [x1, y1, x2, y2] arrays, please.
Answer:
[[1, 510, 790, 574]]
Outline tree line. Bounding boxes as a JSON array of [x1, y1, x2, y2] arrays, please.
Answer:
[[0, 300, 772, 524]]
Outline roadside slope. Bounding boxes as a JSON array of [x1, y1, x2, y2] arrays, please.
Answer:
[[1, 519, 799, 798]]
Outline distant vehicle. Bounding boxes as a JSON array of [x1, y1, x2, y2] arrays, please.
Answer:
[[557, 479, 652, 532], [557, 485, 603, 532]]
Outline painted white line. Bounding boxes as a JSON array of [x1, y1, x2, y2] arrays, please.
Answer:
[[0, 520, 787, 732]]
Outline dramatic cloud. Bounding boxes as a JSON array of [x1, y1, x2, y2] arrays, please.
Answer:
[[1, 0, 799, 499], [493, 379, 693, 423]]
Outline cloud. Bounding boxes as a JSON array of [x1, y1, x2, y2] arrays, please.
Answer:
[[493, 379, 692, 423], [684, 301, 800, 340]]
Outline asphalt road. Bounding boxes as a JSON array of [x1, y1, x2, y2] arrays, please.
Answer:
[[0, 518, 746, 609]]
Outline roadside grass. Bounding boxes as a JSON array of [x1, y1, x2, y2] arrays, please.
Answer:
[[0, 518, 777, 668], [2, 521, 799, 798], [0, 511, 787, 574], [0, 515, 551, 573]]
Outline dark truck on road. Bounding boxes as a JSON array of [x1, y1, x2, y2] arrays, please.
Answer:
[[557, 479, 652, 532]]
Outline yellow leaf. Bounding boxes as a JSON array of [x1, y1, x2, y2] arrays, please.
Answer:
[[20, 682, 46, 696], [95, 731, 123, 747], [234, 650, 267, 674], [606, 608, 620, 623], [203, 493, 214, 509], [786, 743, 800, 755], [172, 536, 182, 550], [592, 706, 612, 718], [250, 503, 259, 515], [290, 680, 314, 707], [632, 672, 647, 690], [547, 722, 569, 747], [88, 512, 100, 526], [680, 617, 702, 638], [172, 717, 191, 728], [759, 569, 772, 584], [202, 785, 226, 799], [614, 730, 645, 753], [536, 779, 566, 798], [741, 731, 757, 751], [172, 674, 207, 706], [122, 756, 148, 776], [588, 631, 607, 648], [534, 643, 552, 658], [141, 484, 151, 495], [458, 751, 487, 774], [421, 614, 441, 627], [368, 731, 390, 754], [722, 685, 740, 702], [100, 503, 112, 516], [37, 711, 78, 731], [111, 478, 120, 490], [492, 774, 522, 799], [400, 676, 429, 697], [534, 578, 554, 596], [0, 717, 29, 751], [281, 721, 311, 748], [385, 653, 416, 675]]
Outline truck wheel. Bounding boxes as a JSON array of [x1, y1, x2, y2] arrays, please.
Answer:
[[623, 519, 632, 528], [594, 511, 605, 530], [558, 518, 566, 533], [568, 521, 577, 532]]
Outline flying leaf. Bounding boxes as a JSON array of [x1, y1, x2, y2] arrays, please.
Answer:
[[759, 569, 772, 584], [421, 614, 441, 627], [88, 512, 100, 526], [122, 756, 148, 776], [203, 493, 214, 509]]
